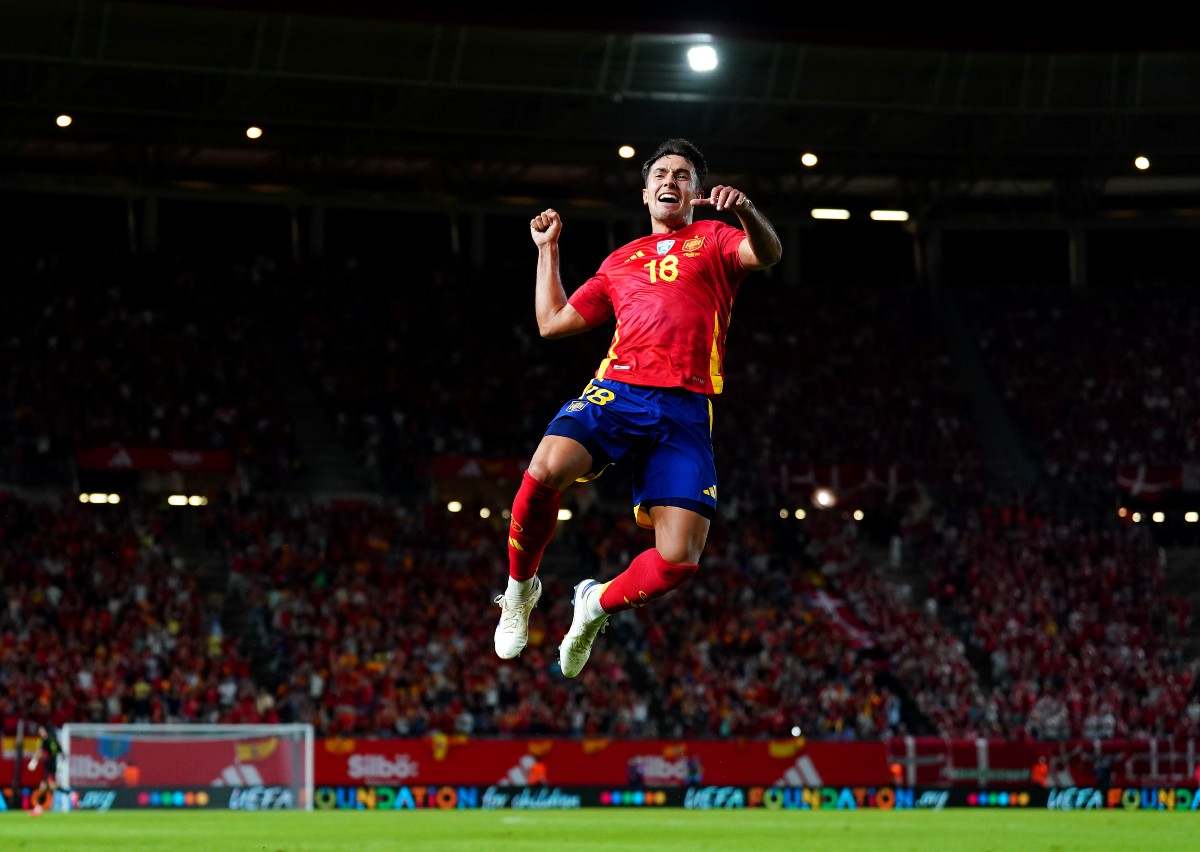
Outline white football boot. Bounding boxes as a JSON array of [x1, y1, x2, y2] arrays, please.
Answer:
[[493, 576, 542, 659], [558, 579, 608, 678]]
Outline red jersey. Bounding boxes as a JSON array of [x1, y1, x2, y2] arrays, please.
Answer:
[[567, 219, 749, 395]]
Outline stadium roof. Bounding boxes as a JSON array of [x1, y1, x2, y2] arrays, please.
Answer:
[[5, 0, 1200, 226]]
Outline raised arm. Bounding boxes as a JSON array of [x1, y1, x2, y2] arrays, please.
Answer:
[[530, 208, 591, 339], [693, 185, 782, 272]]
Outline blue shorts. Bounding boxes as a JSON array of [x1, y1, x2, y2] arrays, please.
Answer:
[[545, 378, 716, 529]]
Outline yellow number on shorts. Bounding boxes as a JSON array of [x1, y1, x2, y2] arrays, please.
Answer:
[[582, 381, 615, 405]]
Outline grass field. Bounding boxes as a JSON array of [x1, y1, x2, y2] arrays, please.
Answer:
[[1, 809, 1195, 851]]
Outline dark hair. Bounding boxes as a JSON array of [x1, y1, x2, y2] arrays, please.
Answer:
[[641, 138, 707, 189]]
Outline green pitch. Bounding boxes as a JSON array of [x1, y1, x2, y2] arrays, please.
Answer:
[[1, 808, 1194, 851]]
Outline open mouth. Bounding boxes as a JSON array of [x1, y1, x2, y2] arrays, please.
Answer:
[[657, 193, 680, 204]]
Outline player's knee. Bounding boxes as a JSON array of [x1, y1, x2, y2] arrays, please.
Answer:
[[527, 436, 593, 489], [655, 538, 705, 566], [524, 461, 576, 492]]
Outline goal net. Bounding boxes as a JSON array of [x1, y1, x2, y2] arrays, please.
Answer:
[[61, 723, 314, 811]]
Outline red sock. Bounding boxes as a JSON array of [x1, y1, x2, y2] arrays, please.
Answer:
[[507, 471, 561, 581], [599, 548, 698, 612]]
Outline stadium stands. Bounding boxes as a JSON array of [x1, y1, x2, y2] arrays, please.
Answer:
[[1, 233, 1198, 743]]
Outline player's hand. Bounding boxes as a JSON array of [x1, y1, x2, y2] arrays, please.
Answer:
[[27, 759, 37, 771], [691, 185, 751, 212], [530, 209, 562, 247]]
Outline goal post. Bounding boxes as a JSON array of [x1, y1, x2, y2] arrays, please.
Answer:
[[61, 723, 314, 811]]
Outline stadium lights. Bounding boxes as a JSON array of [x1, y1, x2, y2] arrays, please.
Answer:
[[687, 45, 718, 72], [812, 488, 837, 508], [853, 509, 865, 521], [79, 492, 120, 503], [1117, 507, 1128, 518], [56, 114, 72, 128], [1134, 155, 1150, 171], [1152, 511, 1166, 523], [809, 208, 911, 221], [794, 508, 807, 520], [479, 507, 492, 519], [800, 152, 818, 167], [778, 508, 789, 519], [557, 508, 573, 521], [1186, 512, 1199, 523], [167, 494, 208, 506], [447, 500, 463, 513], [246, 126, 263, 139], [618, 145, 636, 159], [1131, 512, 1142, 523]]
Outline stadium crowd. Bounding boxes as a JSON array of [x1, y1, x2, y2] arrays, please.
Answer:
[[0, 252, 300, 491], [0, 494, 263, 731], [4, 483, 1194, 742], [964, 279, 1200, 498], [910, 502, 1199, 740]]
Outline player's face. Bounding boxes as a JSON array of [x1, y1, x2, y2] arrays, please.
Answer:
[[643, 155, 698, 226]]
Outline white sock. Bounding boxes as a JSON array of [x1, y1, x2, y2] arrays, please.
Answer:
[[507, 576, 535, 598], [585, 583, 607, 620]]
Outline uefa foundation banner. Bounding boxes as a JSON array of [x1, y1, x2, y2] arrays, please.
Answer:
[[8, 784, 1200, 813], [305, 785, 1200, 812]]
